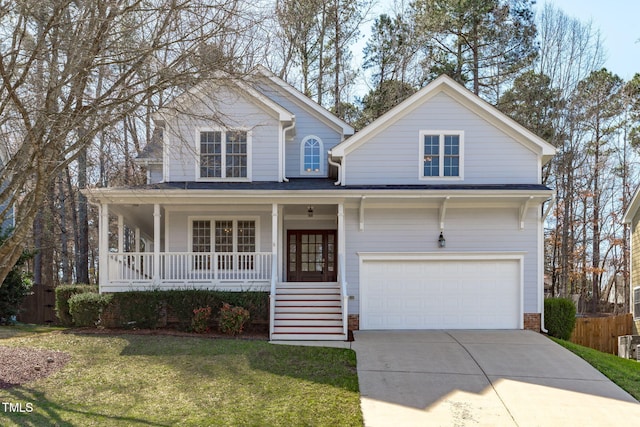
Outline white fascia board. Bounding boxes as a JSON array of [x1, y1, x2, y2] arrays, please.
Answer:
[[331, 75, 556, 164], [153, 76, 293, 124], [82, 187, 554, 206], [623, 185, 640, 224], [254, 65, 354, 136]]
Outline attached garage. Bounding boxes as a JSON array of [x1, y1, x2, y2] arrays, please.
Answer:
[[359, 253, 523, 330]]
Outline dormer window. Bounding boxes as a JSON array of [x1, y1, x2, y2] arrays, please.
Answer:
[[301, 136, 324, 175], [198, 129, 251, 180], [419, 130, 464, 179]]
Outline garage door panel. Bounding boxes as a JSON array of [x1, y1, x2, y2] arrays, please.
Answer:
[[361, 258, 520, 330]]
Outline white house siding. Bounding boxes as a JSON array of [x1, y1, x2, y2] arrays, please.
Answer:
[[164, 87, 280, 182], [256, 82, 344, 178], [343, 204, 541, 316], [344, 92, 539, 185], [164, 206, 273, 253]]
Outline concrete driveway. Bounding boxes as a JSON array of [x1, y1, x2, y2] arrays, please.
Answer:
[[353, 330, 640, 426]]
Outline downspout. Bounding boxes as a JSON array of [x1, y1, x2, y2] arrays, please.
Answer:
[[281, 118, 295, 182], [540, 193, 556, 334], [327, 152, 342, 186]]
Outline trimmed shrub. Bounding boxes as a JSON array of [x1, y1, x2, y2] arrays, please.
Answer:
[[68, 292, 113, 327], [99, 290, 268, 331], [191, 306, 212, 333], [218, 303, 250, 335], [55, 284, 98, 326], [544, 297, 577, 340], [104, 291, 164, 329]]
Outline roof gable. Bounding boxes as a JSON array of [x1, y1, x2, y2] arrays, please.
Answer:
[[330, 75, 556, 164], [153, 74, 294, 124], [623, 186, 640, 224], [254, 65, 354, 136]]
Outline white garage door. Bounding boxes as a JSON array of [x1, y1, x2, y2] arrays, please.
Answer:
[[360, 257, 521, 330]]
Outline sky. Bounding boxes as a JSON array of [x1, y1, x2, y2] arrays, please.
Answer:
[[549, 0, 640, 81], [358, 0, 639, 89]]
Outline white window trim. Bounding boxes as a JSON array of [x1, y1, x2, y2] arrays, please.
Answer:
[[634, 286, 640, 320], [195, 127, 252, 182], [300, 135, 325, 176], [418, 130, 464, 181], [188, 216, 261, 254]]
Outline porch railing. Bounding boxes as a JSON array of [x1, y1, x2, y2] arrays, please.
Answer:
[[108, 253, 154, 282], [107, 252, 272, 283]]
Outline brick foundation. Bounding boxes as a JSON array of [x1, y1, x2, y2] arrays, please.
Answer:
[[523, 313, 541, 332], [348, 314, 359, 331]]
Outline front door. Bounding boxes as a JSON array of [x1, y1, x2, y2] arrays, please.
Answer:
[[287, 230, 337, 282]]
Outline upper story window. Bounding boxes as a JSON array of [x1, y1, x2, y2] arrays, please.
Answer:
[[198, 129, 250, 180], [419, 130, 464, 180], [300, 136, 324, 175]]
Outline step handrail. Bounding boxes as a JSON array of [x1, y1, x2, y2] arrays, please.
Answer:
[[339, 254, 348, 338], [269, 255, 277, 339]]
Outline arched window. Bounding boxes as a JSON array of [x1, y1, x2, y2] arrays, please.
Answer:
[[301, 136, 324, 175]]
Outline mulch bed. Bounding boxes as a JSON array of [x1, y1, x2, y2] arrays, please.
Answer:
[[0, 346, 71, 389]]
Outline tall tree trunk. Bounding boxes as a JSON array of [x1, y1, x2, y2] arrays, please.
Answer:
[[58, 172, 72, 283], [76, 144, 90, 284]]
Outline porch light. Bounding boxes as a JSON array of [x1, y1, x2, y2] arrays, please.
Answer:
[[438, 232, 446, 248], [307, 205, 314, 217]]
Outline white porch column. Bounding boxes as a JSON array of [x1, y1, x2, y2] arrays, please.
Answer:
[[153, 204, 161, 285], [117, 215, 124, 253], [337, 203, 346, 280], [99, 204, 109, 291], [271, 203, 278, 281], [135, 227, 141, 253]]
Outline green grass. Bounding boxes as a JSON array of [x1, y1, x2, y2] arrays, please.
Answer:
[[0, 323, 66, 339], [0, 328, 363, 426], [552, 338, 640, 400]]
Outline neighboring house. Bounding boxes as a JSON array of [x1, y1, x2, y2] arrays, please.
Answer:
[[85, 69, 556, 341], [622, 191, 640, 334]]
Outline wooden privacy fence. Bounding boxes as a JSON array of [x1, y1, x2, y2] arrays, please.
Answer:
[[570, 313, 633, 355], [17, 285, 57, 325]]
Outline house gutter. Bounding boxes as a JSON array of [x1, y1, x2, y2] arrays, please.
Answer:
[[327, 153, 341, 186], [540, 193, 556, 334], [281, 118, 295, 182]]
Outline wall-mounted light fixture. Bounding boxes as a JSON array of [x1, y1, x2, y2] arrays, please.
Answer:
[[438, 232, 446, 248], [307, 205, 314, 217]]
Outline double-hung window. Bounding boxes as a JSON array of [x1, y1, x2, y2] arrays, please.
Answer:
[[419, 131, 463, 179], [199, 129, 249, 180], [191, 218, 257, 270]]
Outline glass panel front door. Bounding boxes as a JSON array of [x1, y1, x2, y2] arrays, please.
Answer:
[[287, 230, 337, 282]]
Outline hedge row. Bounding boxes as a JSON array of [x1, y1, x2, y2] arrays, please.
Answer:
[[56, 288, 268, 332]]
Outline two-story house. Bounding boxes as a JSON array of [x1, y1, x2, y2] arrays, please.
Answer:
[[86, 68, 556, 341]]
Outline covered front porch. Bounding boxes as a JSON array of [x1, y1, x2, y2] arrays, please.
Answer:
[[88, 189, 349, 340], [97, 201, 346, 291]]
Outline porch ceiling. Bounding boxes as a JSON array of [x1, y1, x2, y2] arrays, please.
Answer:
[[109, 204, 156, 238]]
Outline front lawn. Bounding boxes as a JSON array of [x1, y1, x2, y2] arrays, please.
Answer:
[[552, 338, 640, 400], [0, 328, 363, 426]]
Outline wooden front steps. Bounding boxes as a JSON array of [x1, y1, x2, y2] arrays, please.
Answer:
[[271, 282, 347, 341]]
